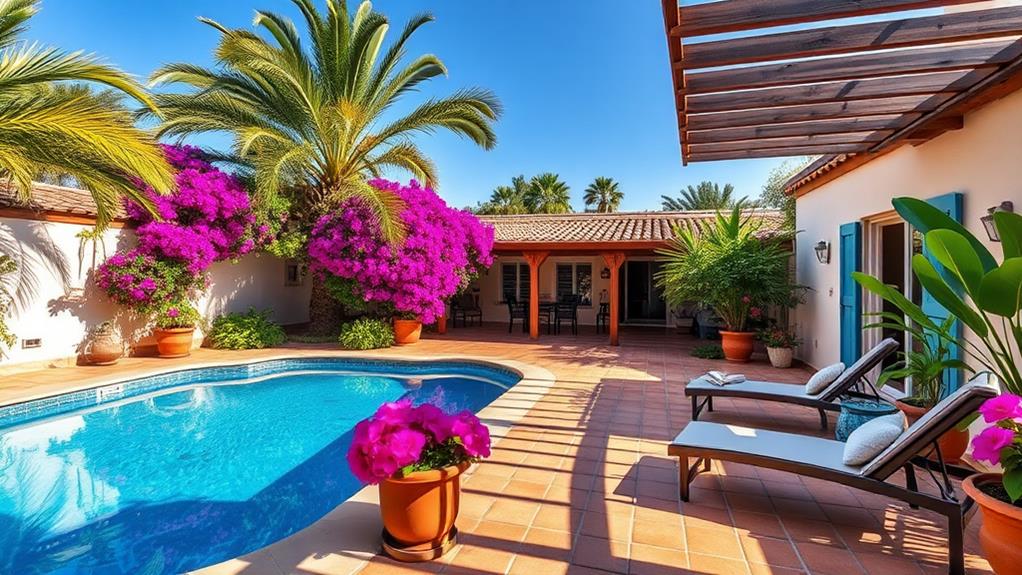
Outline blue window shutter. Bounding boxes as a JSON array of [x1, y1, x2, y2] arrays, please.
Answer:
[[923, 192, 964, 392], [839, 222, 863, 366]]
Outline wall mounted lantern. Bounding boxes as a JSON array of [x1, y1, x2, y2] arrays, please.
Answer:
[[600, 267, 611, 279], [814, 240, 831, 264], [980, 201, 1014, 242]]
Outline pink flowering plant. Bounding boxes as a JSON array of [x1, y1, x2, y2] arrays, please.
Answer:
[[971, 393, 1022, 503], [308, 179, 494, 324], [346, 399, 491, 484], [154, 300, 201, 330], [94, 250, 202, 314]]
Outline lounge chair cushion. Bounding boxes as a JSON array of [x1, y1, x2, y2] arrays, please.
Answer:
[[806, 362, 845, 395], [842, 413, 906, 465]]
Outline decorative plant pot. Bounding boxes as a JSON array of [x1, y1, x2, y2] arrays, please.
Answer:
[[895, 400, 969, 463], [963, 473, 1022, 575], [835, 399, 898, 441], [393, 319, 422, 345], [766, 346, 793, 368], [84, 333, 124, 365], [379, 462, 469, 561], [719, 331, 756, 362], [153, 327, 195, 358]]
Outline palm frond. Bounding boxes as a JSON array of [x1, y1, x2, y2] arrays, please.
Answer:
[[0, 0, 35, 50]]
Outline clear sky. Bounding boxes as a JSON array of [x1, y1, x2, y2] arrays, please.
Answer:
[[28, 0, 793, 211]]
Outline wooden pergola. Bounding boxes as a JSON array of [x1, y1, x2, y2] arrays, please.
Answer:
[[661, 0, 1022, 168]]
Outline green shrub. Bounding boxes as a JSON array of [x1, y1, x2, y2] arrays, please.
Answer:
[[338, 318, 394, 350], [691, 344, 725, 360], [209, 309, 287, 350]]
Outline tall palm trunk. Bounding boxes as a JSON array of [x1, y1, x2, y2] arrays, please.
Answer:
[[307, 274, 342, 336]]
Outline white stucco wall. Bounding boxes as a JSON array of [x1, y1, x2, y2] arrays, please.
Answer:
[[0, 217, 310, 367], [795, 88, 1022, 369]]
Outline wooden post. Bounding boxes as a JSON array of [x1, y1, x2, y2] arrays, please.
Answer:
[[602, 252, 626, 346], [523, 251, 549, 340]]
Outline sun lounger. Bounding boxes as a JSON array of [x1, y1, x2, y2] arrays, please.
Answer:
[[669, 382, 997, 575], [685, 338, 900, 429]]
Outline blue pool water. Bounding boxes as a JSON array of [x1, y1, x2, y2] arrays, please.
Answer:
[[0, 358, 519, 575]]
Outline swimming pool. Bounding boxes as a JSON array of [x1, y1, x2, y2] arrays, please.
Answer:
[[0, 358, 521, 575]]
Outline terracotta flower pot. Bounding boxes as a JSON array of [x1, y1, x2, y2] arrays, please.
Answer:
[[153, 327, 195, 358], [84, 333, 123, 365], [719, 331, 756, 362], [963, 473, 1022, 575], [393, 318, 422, 345], [894, 399, 968, 463], [766, 346, 793, 368], [379, 462, 468, 560]]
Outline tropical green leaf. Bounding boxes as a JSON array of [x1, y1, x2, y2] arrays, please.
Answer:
[[1004, 467, 1022, 503], [911, 254, 988, 337], [893, 196, 997, 272], [995, 211, 1022, 260], [924, 229, 985, 296], [977, 258, 1022, 318], [852, 271, 937, 332]]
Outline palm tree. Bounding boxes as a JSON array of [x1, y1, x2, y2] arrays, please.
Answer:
[[661, 181, 736, 211], [0, 0, 174, 227], [148, 0, 501, 243], [525, 173, 572, 214], [475, 175, 528, 215], [148, 0, 501, 334], [583, 177, 623, 213]]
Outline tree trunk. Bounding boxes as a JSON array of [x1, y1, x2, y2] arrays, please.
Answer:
[[306, 273, 342, 336]]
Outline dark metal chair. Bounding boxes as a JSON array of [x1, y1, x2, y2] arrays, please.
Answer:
[[595, 302, 610, 334], [554, 294, 580, 335], [452, 292, 482, 327], [505, 293, 528, 333]]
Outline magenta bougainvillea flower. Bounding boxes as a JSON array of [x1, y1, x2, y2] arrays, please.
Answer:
[[308, 179, 494, 323], [972, 426, 1016, 466], [978, 393, 1022, 423], [346, 399, 491, 484]]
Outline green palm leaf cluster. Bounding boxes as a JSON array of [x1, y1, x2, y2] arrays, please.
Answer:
[[148, 0, 501, 240], [662, 181, 738, 211], [476, 172, 572, 215], [475, 175, 529, 215], [583, 176, 623, 213], [0, 0, 174, 227]]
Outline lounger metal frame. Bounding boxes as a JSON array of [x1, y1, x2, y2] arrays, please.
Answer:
[[669, 386, 995, 575]]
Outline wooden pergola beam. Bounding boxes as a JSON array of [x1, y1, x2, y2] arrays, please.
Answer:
[[683, 38, 1019, 95], [683, 5, 1022, 69], [674, 0, 982, 37], [687, 131, 888, 155], [686, 114, 915, 144], [661, 0, 688, 163], [686, 94, 948, 131], [685, 70, 989, 114], [689, 144, 870, 162]]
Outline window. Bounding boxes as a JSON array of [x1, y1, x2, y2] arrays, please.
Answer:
[[500, 263, 529, 302], [284, 260, 304, 286], [556, 263, 592, 305]]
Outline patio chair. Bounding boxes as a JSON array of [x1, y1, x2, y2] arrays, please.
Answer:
[[686, 338, 900, 430], [452, 292, 482, 327], [669, 381, 997, 575], [596, 302, 610, 334], [554, 294, 580, 335], [504, 294, 528, 333]]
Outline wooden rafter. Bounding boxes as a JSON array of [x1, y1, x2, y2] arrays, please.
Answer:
[[686, 115, 913, 144], [692, 144, 870, 162], [688, 132, 888, 155]]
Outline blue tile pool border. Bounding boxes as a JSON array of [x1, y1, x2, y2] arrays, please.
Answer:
[[0, 357, 523, 429]]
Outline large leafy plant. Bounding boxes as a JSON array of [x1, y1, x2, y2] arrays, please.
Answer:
[[853, 197, 1022, 395], [656, 206, 795, 332], [208, 309, 287, 350], [869, 315, 968, 407]]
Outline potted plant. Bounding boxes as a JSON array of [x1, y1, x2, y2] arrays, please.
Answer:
[[760, 326, 800, 368], [962, 393, 1022, 574], [393, 313, 423, 345], [347, 399, 490, 562], [82, 321, 124, 365], [153, 300, 199, 358], [657, 206, 796, 362]]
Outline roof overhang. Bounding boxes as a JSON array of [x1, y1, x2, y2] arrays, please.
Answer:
[[492, 240, 671, 255], [662, 0, 1022, 165]]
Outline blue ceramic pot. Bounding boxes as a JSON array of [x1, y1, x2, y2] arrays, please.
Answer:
[[835, 399, 898, 441]]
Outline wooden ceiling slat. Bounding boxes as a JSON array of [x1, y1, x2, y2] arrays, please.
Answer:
[[684, 70, 987, 114], [676, 0, 983, 37], [688, 131, 890, 154], [683, 5, 1022, 69], [683, 38, 1020, 95], [686, 114, 917, 144], [686, 94, 949, 131], [689, 143, 870, 162]]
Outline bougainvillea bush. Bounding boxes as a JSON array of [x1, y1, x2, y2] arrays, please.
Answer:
[[307, 179, 494, 323], [94, 250, 203, 313], [347, 399, 491, 484]]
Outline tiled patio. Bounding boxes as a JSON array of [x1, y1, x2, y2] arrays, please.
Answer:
[[2, 324, 993, 574]]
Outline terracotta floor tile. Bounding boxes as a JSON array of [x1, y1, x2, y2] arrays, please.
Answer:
[[628, 543, 688, 575], [796, 541, 865, 575], [687, 552, 750, 575], [739, 534, 803, 569], [684, 525, 744, 559], [522, 527, 574, 561], [580, 511, 633, 542], [508, 554, 572, 575], [571, 535, 630, 574], [630, 517, 685, 551], [483, 499, 541, 526]]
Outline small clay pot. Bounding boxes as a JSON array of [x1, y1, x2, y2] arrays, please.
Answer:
[[393, 318, 422, 345], [963, 473, 1022, 575], [379, 462, 469, 560], [766, 346, 793, 368], [894, 399, 969, 463], [84, 332, 123, 365], [720, 331, 756, 362], [153, 327, 195, 358]]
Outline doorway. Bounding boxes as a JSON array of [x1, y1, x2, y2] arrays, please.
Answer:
[[621, 260, 667, 324]]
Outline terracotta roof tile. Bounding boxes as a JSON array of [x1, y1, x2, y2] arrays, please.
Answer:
[[0, 181, 124, 220], [480, 210, 784, 244]]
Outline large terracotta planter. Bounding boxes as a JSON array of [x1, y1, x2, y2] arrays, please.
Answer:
[[963, 473, 1022, 575], [895, 400, 968, 463], [379, 462, 468, 561], [393, 318, 422, 345], [720, 331, 756, 362], [153, 327, 195, 358], [84, 332, 124, 365], [766, 346, 793, 368]]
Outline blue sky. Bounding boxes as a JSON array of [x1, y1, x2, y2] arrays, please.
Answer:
[[29, 0, 794, 211]]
